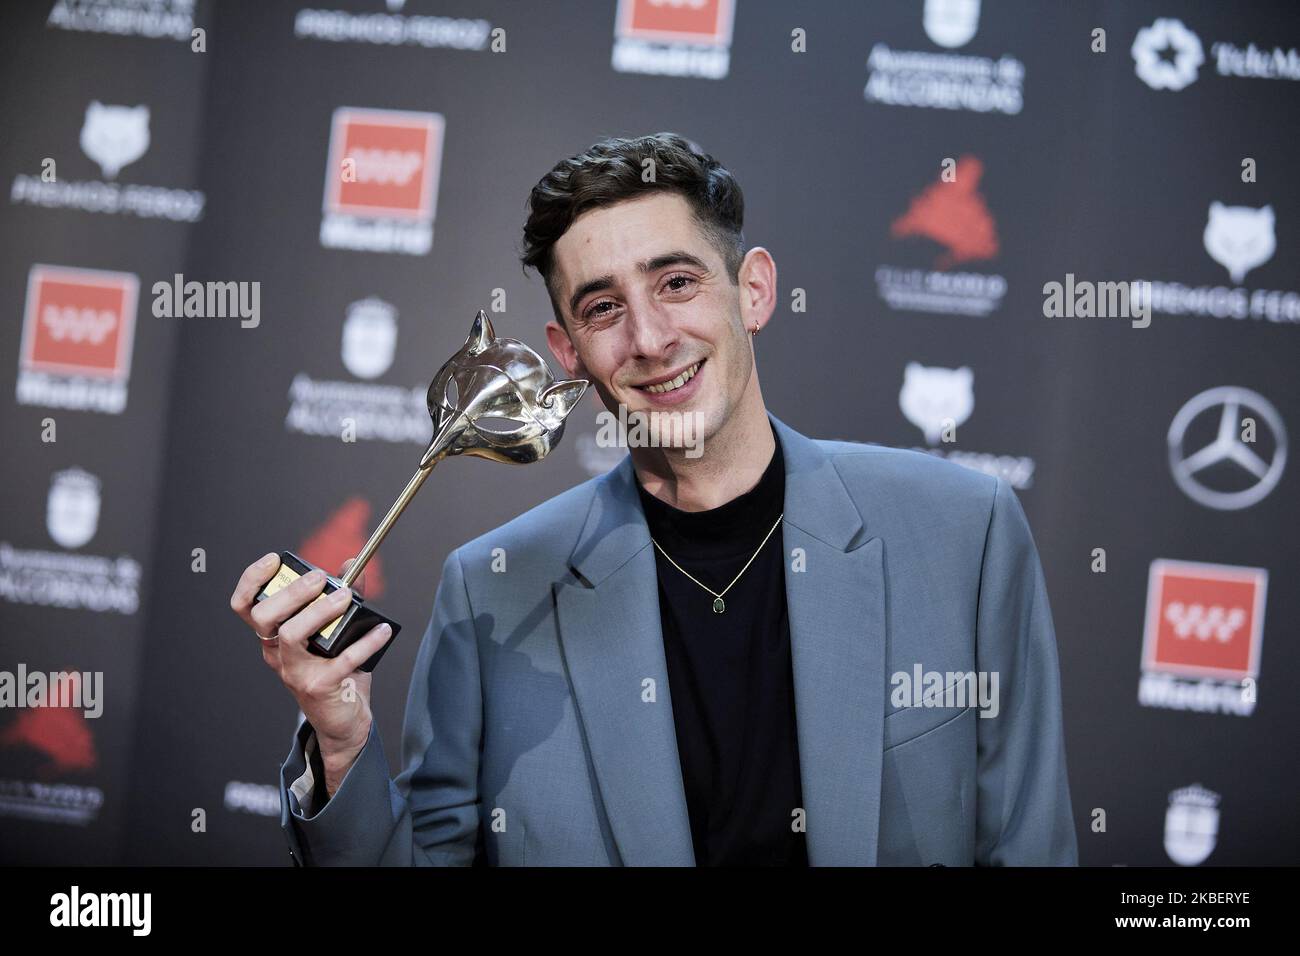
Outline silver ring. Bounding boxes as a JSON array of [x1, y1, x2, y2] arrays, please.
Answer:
[[256, 631, 280, 645]]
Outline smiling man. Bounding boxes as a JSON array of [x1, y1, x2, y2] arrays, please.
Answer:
[[233, 132, 1078, 866]]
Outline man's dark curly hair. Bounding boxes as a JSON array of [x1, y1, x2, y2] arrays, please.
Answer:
[[520, 132, 746, 326]]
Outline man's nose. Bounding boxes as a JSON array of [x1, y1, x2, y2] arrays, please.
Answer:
[[624, 298, 679, 361]]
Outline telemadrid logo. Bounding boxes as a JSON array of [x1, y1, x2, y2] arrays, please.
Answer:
[[1132, 18, 1204, 91]]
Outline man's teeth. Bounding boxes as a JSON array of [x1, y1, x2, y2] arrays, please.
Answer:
[[643, 362, 701, 394]]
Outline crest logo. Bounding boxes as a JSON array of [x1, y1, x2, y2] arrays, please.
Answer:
[[923, 0, 980, 49], [1164, 784, 1220, 866], [341, 297, 397, 380], [46, 468, 102, 550]]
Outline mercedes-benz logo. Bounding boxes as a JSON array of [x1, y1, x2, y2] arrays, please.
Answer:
[[1168, 386, 1287, 511]]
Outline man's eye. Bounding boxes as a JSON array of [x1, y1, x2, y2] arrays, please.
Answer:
[[664, 274, 696, 293]]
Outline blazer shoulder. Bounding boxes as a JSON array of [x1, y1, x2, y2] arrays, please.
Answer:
[[453, 470, 606, 571], [816, 437, 998, 491], [815, 438, 1000, 518]]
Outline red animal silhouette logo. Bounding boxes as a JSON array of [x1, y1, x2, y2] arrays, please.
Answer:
[[0, 672, 97, 778], [300, 496, 386, 597], [891, 155, 999, 268]]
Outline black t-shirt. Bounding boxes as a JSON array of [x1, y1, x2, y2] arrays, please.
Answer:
[[634, 426, 808, 867]]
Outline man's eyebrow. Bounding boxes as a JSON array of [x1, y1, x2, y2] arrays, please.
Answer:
[[567, 251, 710, 318]]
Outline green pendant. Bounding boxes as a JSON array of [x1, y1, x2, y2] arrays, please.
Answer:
[[712, 597, 726, 614]]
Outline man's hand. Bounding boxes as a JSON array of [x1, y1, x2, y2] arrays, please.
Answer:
[[230, 553, 392, 795]]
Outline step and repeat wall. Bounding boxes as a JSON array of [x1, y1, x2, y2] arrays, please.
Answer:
[[1, 0, 1295, 865]]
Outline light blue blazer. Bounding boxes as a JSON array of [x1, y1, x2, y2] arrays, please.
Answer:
[[279, 413, 1078, 866]]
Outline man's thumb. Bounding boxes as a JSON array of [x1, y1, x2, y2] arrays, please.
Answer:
[[339, 557, 366, 599]]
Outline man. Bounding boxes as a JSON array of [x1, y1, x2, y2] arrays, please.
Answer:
[[230, 132, 1078, 866]]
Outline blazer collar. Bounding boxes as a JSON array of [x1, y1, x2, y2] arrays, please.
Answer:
[[567, 412, 866, 585]]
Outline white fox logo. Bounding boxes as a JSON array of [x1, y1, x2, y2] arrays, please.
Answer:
[[80, 101, 150, 179], [900, 362, 974, 445], [1203, 202, 1275, 284]]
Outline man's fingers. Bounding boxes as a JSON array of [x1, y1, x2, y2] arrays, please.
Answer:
[[277, 585, 353, 649], [322, 623, 392, 684], [230, 552, 282, 628], [259, 635, 281, 670], [249, 566, 328, 636]]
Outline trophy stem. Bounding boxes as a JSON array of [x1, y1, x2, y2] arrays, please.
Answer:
[[341, 464, 433, 588], [341, 412, 465, 589]]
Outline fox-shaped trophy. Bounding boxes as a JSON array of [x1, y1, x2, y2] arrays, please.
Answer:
[[254, 310, 588, 672]]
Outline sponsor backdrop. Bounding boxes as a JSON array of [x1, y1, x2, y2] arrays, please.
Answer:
[[0, 0, 1295, 865]]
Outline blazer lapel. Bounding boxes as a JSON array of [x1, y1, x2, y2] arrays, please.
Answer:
[[773, 414, 886, 866], [554, 456, 696, 866]]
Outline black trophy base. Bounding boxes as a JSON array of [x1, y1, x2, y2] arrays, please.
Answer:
[[253, 550, 399, 672]]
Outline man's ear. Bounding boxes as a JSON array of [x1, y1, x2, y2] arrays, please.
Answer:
[[738, 246, 778, 334], [545, 319, 584, 379]]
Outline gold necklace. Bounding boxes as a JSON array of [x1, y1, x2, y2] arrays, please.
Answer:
[[649, 512, 784, 614]]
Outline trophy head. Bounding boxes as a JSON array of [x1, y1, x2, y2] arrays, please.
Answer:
[[424, 310, 589, 467]]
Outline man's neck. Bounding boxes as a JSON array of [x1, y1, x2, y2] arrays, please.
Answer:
[[630, 385, 775, 512]]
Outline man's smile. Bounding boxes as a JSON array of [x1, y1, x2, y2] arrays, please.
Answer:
[[630, 358, 706, 405]]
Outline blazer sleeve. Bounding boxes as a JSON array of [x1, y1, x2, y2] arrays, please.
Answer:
[[972, 478, 1079, 866], [278, 547, 484, 866]]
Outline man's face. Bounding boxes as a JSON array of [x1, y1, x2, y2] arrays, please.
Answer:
[[545, 192, 756, 447]]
